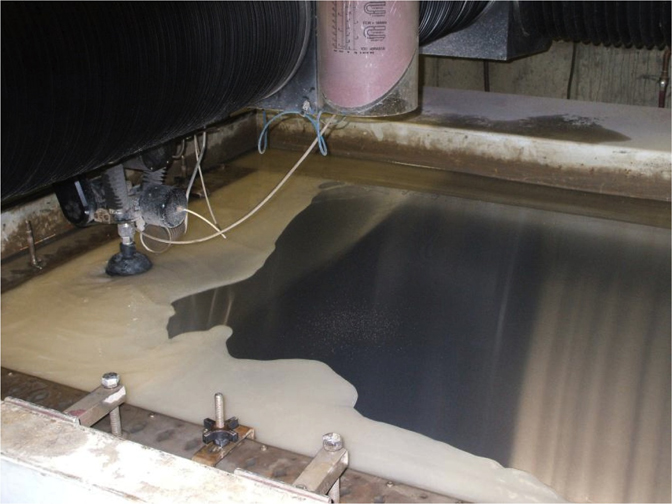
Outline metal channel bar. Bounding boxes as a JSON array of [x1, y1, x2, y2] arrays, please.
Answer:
[[0, 368, 461, 503]]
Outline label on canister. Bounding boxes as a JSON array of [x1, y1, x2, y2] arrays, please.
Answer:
[[318, 1, 418, 110]]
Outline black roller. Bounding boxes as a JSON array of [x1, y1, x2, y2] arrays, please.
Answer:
[[519, 1, 670, 49], [419, 1, 492, 46], [662, 2, 671, 46], [1, 2, 310, 201]]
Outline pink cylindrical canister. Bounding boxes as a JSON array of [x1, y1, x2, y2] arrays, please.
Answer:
[[317, 1, 419, 117]]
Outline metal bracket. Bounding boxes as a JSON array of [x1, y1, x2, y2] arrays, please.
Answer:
[[63, 384, 126, 427], [235, 433, 349, 503], [294, 446, 348, 497], [234, 469, 332, 503]]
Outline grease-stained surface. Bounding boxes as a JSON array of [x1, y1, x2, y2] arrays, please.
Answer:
[[268, 87, 671, 201], [420, 113, 630, 143], [169, 182, 671, 503]]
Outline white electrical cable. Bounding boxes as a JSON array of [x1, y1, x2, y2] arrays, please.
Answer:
[[139, 230, 164, 255], [196, 153, 222, 233], [185, 132, 207, 200], [183, 132, 207, 235], [182, 208, 226, 237], [140, 208, 225, 254], [183, 131, 224, 239], [140, 114, 336, 246]]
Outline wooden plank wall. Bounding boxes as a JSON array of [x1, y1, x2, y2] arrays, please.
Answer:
[[421, 41, 671, 109]]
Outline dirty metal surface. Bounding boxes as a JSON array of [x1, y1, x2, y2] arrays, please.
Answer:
[[219, 440, 459, 503], [0, 368, 204, 459], [229, 149, 670, 229], [0, 368, 461, 503], [0, 193, 75, 259], [266, 87, 671, 201], [1, 401, 308, 504]]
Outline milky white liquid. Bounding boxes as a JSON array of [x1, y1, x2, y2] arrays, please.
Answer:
[[1, 170, 564, 503]]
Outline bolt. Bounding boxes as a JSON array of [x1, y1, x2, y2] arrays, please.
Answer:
[[260, 445, 268, 452], [101, 372, 120, 389], [109, 407, 123, 437], [386, 481, 394, 488], [322, 432, 343, 452], [296, 484, 307, 490], [148, 413, 155, 419], [214, 393, 225, 429], [26, 221, 44, 270], [101, 372, 122, 436], [117, 222, 135, 245]]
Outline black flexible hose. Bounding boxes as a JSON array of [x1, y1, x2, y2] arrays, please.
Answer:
[[1, 2, 310, 201], [518, 1, 670, 49], [420, 1, 492, 46]]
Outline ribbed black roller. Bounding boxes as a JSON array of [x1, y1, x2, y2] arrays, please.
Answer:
[[572, 1, 590, 43], [518, 1, 670, 48], [639, 1, 654, 48], [662, 2, 671, 46], [590, 2, 608, 46], [561, 1, 579, 42], [419, 1, 492, 46], [650, 1, 663, 47], [627, 2, 642, 47], [614, 2, 632, 46], [552, 3, 568, 41], [582, 2, 599, 45], [604, 2, 621, 46], [517, 0, 542, 38], [1, 2, 310, 201], [541, 2, 558, 39]]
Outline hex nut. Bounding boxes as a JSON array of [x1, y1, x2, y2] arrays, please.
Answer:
[[101, 372, 120, 388], [322, 432, 343, 452]]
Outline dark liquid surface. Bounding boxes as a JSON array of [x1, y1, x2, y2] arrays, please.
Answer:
[[168, 183, 670, 467]]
